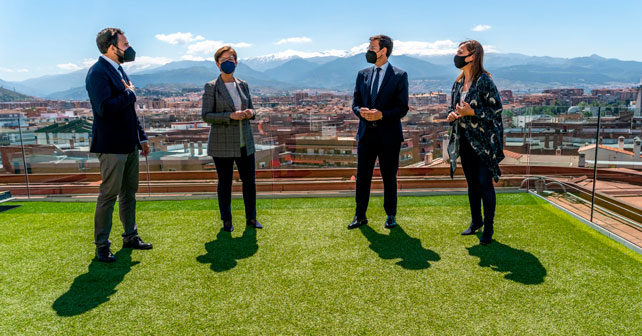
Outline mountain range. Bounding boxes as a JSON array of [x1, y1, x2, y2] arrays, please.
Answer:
[[1, 53, 641, 101], [0, 87, 34, 102]]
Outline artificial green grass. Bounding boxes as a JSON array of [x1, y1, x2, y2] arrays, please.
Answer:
[[1, 193, 641, 335]]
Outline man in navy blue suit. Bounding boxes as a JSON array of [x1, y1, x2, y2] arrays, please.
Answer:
[[348, 35, 409, 230], [86, 28, 152, 262]]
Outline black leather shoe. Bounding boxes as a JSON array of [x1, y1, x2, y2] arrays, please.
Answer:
[[348, 216, 368, 230], [461, 222, 483, 235], [384, 215, 397, 229], [123, 236, 153, 250], [223, 220, 234, 232], [246, 219, 263, 229], [96, 246, 116, 263]]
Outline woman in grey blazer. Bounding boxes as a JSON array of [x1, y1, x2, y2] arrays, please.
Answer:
[[201, 46, 262, 232]]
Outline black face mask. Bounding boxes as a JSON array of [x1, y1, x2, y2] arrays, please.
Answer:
[[454, 53, 473, 69], [116, 46, 136, 63], [365, 50, 379, 64]]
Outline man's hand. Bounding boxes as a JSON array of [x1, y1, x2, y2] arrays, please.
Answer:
[[360, 107, 382, 121], [122, 79, 135, 93], [242, 109, 254, 119], [141, 142, 150, 157], [230, 111, 245, 120], [455, 101, 475, 117], [447, 111, 461, 122], [369, 109, 383, 121]]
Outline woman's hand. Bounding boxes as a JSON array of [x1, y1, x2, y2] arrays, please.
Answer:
[[455, 101, 475, 117], [446, 111, 461, 123]]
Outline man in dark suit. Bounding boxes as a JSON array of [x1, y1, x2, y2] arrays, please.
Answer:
[[86, 27, 152, 263], [348, 34, 409, 230]]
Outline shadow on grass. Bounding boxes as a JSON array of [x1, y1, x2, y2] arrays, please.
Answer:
[[0, 205, 21, 213], [52, 248, 139, 316], [359, 225, 440, 270], [197, 226, 258, 272], [467, 237, 547, 285]]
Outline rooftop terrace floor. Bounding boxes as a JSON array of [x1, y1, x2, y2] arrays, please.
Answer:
[[1, 194, 642, 335]]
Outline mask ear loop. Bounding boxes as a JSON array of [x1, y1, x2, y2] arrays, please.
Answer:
[[110, 31, 121, 53]]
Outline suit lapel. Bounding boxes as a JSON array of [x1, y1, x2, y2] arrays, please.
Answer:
[[98, 57, 127, 89], [364, 69, 373, 106], [215, 76, 237, 111]]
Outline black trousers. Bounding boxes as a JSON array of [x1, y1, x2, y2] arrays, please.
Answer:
[[459, 131, 496, 227], [212, 147, 257, 222], [355, 129, 401, 219]]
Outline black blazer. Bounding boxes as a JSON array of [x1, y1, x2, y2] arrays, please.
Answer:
[[86, 57, 147, 154], [351, 63, 409, 144]]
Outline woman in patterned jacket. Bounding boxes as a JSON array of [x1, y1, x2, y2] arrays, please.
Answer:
[[446, 40, 504, 245]]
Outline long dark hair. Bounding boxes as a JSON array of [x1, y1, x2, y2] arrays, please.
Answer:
[[456, 40, 490, 83]]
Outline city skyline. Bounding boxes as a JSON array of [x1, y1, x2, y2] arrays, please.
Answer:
[[1, 0, 641, 81]]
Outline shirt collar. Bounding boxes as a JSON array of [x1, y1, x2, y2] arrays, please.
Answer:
[[374, 61, 389, 73], [100, 55, 120, 71]]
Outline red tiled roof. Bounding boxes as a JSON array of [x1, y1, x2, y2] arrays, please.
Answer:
[[578, 144, 640, 157], [503, 150, 523, 159]]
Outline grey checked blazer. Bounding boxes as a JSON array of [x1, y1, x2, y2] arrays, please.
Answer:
[[201, 76, 256, 158]]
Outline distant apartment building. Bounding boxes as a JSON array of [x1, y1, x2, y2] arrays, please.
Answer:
[[0, 110, 28, 127], [542, 88, 584, 104], [409, 92, 447, 106], [499, 90, 513, 103], [591, 88, 638, 103], [34, 119, 93, 149], [282, 135, 418, 168], [578, 136, 642, 168]]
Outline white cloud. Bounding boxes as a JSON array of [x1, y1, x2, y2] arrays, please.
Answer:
[[55, 56, 174, 74], [186, 40, 252, 57], [57, 63, 83, 71], [186, 40, 224, 55], [349, 43, 370, 55], [472, 25, 492, 32], [275, 37, 312, 45], [82, 58, 97, 68], [0, 67, 29, 73], [391, 40, 460, 56], [245, 48, 356, 61], [156, 32, 205, 45], [485, 45, 498, 53], [181, 55, 207, 61], [122, 56, 174, 72], [247, 39, 465, 62], [231, 42, 252, 48]]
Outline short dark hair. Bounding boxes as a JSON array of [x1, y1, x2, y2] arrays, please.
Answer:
[[214, 46, 238, 63], [370, 35, 393, 57], [96, 28, 124, 54]]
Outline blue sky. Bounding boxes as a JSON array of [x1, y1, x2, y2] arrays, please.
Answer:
[[0, 0, 639, 81]]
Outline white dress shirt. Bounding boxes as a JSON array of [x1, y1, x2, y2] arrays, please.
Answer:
[[370, 61, 389, 93], [225, 81, 246, 148]]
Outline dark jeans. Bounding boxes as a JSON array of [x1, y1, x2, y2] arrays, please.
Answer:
[[212, 147, 257, 222], [355, 129, 401, 219], [459, 131, 496, 227]]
